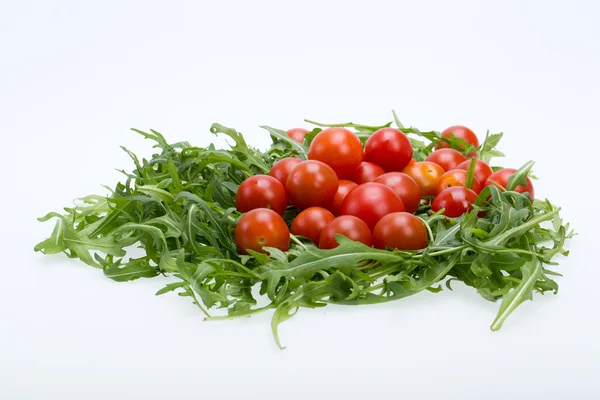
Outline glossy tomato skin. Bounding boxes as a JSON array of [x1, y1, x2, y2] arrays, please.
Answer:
[[431, 187, 478, 218], [426, 148, 467, 171], [435, 169, 482, 195], [364, 128, 413, 172], [351, 161, 386, 184], [287, 128, 309, 143], [269, 157, 303, 186], [236, 175, 288, 215], [373, 212, 428, 250], [235, 209, 290, 254], [308, 128, 364, 179], [485, 168, 535, 199], [374, 172, 421, 214], [456, 159, 494, 185], [290, 207, 335, 244], [318, 216, 372, 249], [402, 161, 446, 197], [331, 180, 358, 215], [286, 160, 339, 210], [339, 182, 405, 230], [435, 125, 480, 150]]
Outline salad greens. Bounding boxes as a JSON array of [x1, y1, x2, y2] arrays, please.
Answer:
[[35, 113, 573, 348]]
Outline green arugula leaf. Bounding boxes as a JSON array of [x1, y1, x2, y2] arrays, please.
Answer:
[[211, 123, 270, 174], [506, 161, 535, 192], [260, 125, 308, 156], [257, 236, 410, 301], [491, 258, 542, 331], [104, 258, 160, 282], [478, 131, 505, 163]]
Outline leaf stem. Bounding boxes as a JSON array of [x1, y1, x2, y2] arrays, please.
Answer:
[[304, 119, 391, 130], [415, 245, 468, 258], [417, 216, 435, 243], [290, 234, 308, 250]]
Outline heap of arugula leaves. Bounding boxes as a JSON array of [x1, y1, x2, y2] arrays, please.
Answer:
[[35, 112, 573, 348]]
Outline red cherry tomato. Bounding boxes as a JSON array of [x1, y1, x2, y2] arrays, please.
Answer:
[[287, 128, 309, 143], [374, 172, 421, 214], [426, 148, 467, 171], [431, 187, 478, 218], [331, 180, 359, 215], [435, 125, 480, 150], [485, 168, 535, 199], [456, 159, 494, 185], [435, 169, 482, 195], [318, 216, 372, 249], [364, 128, 413, 172], [351, 161, 386, 184], [286, 160, 339, 210], [402, 161, 445, 197], [308, 127, 364, 179], [269, 157, 303, 186], [339, 182, 405, 230], [290, 207, 335, 244], [373, 212, 428, 250], [236, 175, 288, 215], [235, 208, 290, 254]]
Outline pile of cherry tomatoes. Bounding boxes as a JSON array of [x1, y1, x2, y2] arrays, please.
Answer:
[[234, 126, 535, 255]]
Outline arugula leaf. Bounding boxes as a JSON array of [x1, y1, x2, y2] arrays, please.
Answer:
[[490, 258, 542, 331], [506, 161, 535, 192], [260, 125, 308, 156], [210, 123, 270, 174], [156, 281, 188, 296], [104, 258, 160, 282], [465, 158, 477, 190], [392, 109, 405, 129], [257, 236, 410, 301], [478, 131, 505, 163]]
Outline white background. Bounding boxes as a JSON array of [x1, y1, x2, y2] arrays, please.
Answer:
[[1, 1, 599, 399]]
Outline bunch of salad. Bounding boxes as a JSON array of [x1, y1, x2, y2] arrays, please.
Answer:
[[35, 112, 573, 348]]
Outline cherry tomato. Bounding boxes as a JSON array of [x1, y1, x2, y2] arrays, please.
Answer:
[[339, 182, 405, 230], [373, 212, 428, 250], [286, 160, 339, 210], [435, 125, 480, 150], [485, 168, 535, 199], [308, 127, 364, 179], [374, 172, 421, 214], [351, 161, 386, 184], [364, 128, 413, 172], [331, 180, 358, 215], [269, 157, 303, 187], [426, 148, 467, 172], [402, 161, 445, 197], [236, 175, 288, 215], [287, 128, 309, 143], [235, 208, 290, 254], [431, 187, 478, 218], [319, 216, 372, 249], [435, 169, 482, 195], [456, 159, 494, 185], [290, 207, 335, 244]]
